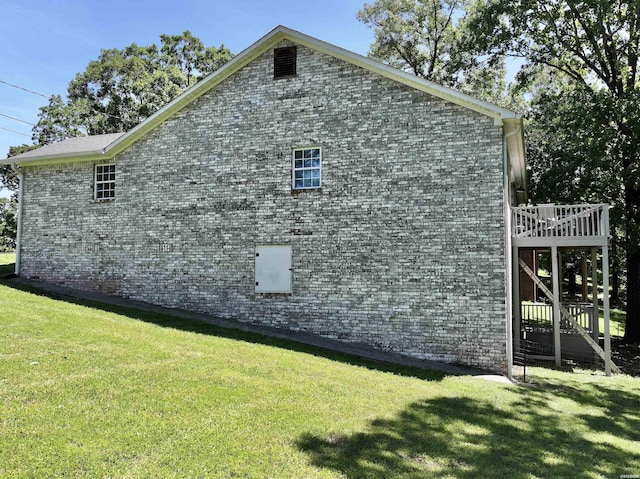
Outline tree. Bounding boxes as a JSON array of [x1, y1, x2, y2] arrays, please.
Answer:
[[525, 78, 627, 305], [159, 31, 228, 86], [32, 95, 88, 146], [357, 0, 510, 105], [464, 0, 640, 342], [1, 144, 38, 202], [0, 145, 36, 250], [0, 198, 16, 252], [33, 31, 232, 145], [4, 32, 232, 250]]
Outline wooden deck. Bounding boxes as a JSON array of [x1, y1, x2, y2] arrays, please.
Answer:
[[512, 204, 609, 247], [510, 203, 615, 374]]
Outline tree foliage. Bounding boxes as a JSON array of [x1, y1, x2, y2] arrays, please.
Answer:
[[4, 31, 232, 248], [0, 198, 16, 252], [0, 145, 37, 249], [358, 0, 510, 104], [464, 0, 640, 95], [34, 31, 232, 145], [465, 0, 640, 341], [1, 144, 38, 200], [32, 95, 88, 146]]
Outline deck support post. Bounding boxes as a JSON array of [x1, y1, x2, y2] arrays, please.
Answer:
[[551, 246, 562, 366], [512, 246, 521, 352], [591, 249, 599, 347], [602, 245, 612, 376]]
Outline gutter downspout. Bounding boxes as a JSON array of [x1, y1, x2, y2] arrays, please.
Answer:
[[10, 163, 23, 276], [503, 124, 522, 382]]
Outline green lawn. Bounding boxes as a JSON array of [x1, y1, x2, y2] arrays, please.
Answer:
[[1, 281, 639, 478], [608, 307, 627, 337]]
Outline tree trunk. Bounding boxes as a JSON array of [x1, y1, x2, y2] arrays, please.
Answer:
[[621, 119, 640, 343], [624, 249, 640, 343]]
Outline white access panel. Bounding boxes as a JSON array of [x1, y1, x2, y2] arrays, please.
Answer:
[[255, 245, 292, 293]]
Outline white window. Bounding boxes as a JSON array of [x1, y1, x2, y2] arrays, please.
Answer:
[[292, 147, 321, 190], [255, 245, 292, 293], [95, 164, 115, 201]]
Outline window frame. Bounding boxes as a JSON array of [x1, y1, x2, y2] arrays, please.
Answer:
[[292, 147, 322, 191], [94, 163, 116, 201]]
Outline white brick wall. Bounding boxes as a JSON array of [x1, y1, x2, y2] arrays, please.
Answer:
[[20, 41, 508, 372]]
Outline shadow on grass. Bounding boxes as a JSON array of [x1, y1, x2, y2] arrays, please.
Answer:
[[0, 276, 447, 382], [514, 374, 640, 443], [297, 381, 640, 478], [0, 260, 15, 277]]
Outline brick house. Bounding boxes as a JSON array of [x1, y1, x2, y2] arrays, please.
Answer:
[[6, 26, 529, 374]]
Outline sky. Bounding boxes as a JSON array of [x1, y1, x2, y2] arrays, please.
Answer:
[[0, 0, 375, 197]]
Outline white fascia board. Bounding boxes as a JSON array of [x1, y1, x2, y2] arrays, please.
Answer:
[[6, 150, 108, 166], [11, 25, 524, 166], [274, 26, 521, 121], [105, 27, 288, 156], [106, 25, 521, 157]]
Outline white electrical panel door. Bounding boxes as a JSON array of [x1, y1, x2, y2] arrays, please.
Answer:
[[255, 245, 292, 293]]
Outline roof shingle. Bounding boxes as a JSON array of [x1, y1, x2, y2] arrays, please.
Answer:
[[7, 133, 125, 161]]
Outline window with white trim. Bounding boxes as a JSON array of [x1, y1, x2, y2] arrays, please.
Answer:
[[292, 147, 321, 190], [95, 164, 115, 201]]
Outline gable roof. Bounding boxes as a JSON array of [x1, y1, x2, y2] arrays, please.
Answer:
[[5, 25, 525, 190], [106, 25, 522, 157], [8, 133, 124, 163]]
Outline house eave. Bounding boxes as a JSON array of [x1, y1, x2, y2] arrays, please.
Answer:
[[6, 26, 524, 166], [7, 150, 109, 167]]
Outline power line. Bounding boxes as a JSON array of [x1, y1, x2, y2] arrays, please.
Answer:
[[0, 79, 158, 126], [0, 112, 35, 126], [1, 3, 76, 43], [0, 125, 31, 137], [0, 79, 128, 124], [0, 79, 49, 98]]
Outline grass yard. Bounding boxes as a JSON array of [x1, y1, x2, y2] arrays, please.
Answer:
[[0, 265, 639, 477], [608, 307, 627, 338]]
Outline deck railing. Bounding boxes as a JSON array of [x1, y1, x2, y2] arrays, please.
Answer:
[[521, 302, 596, 334], [512, 204, 608, 239]]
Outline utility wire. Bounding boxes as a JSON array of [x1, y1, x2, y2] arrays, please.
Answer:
[[0, 80, 151, 127], [0, 79, 128, 123], [0, 2, 76, 43], [0, 79, 49, 98], [0, 112, 35, 126], [0, 125, 31, 137]]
